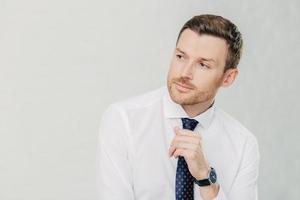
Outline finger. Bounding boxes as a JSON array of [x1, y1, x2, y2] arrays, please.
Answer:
[[173, 148, 197, 159], [171, 135, 202, 146], [174, 127, 202, 139], [173, 141, 199, 151], [169, 135, 202, 156], [170, 143, 199, 157], [169, 145, 176, 157]]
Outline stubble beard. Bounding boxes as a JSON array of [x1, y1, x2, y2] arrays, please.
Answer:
[[167, 78, 220, 106]]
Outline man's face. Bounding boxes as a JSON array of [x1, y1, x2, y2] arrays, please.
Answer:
[[167, 29, 229, 105]]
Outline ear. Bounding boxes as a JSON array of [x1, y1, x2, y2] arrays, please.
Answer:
[[221, 68, 239, 87]]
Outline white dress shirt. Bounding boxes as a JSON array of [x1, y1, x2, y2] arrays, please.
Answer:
[[96, 86, 259, 200]]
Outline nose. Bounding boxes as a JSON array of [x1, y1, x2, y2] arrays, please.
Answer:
[[181, 61, 194, 79]]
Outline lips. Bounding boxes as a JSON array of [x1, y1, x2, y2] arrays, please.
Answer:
[[174, 82, 193, 90], [174, 81, 193, 92]]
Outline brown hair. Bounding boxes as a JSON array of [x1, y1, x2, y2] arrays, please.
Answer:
[[176, 14, 243, 72]]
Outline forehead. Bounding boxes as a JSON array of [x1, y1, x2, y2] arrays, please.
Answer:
[[176, 29, 228, 65]]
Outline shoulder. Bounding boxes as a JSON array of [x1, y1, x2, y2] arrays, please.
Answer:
[[100, 86, 167, 133], [214, 106, 258, 146], [107, 86, 166, 112]]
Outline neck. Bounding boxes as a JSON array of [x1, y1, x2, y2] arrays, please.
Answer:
[[181, 99, 214, 118]]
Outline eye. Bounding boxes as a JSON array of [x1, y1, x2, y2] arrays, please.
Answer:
[[199, 62, 210, 69], [176, 54, 183, 59]]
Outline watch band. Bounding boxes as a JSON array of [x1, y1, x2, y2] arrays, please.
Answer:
[[193, 167, 217, 187], [193, 177, 211, 186]]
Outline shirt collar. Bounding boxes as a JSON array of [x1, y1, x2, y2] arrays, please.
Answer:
[[162, 86, 215, 129]]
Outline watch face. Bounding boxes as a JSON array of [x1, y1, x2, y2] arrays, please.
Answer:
[[209, 168, 217, 184]]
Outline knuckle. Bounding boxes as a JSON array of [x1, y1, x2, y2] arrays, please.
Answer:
[[174, 140, 178, 146], [192, 153, 197, 159]]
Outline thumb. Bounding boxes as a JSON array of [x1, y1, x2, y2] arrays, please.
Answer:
[[174, 126, 180, 135]]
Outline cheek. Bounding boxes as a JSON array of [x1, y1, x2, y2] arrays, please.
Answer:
[[168, 61, 181, 77], [193, 71, 222, 89]]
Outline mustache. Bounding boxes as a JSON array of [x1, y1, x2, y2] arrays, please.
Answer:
[[172, 77, 195, 89]]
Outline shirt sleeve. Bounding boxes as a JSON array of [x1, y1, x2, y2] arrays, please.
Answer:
[[96, 104, 134, 200], [214, 135, 260, 200]]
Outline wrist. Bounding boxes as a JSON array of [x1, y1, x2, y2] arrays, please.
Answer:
[[196, 166, 210, 180], [194, 167, 218, 187]]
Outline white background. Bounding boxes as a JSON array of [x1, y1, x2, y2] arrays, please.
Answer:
[[0, 0, 299, 199]]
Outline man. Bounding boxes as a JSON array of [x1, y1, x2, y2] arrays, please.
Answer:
[[96, 14, 259, 200]]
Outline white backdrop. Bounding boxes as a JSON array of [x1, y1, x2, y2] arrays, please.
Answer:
[[0, 0, 299, 199]]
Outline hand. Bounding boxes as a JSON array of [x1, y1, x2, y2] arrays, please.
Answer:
[[168, 126, 210, 180]]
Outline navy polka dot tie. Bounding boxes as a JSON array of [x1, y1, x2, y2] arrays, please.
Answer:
[[175, 118, 199, 200]]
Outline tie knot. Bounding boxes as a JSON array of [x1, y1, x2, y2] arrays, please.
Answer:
[[181, 118, 199, 131]]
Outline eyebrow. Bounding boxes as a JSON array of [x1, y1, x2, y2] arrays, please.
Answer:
[[175, 47, 216, 63]]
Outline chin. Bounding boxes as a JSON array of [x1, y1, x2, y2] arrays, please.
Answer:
[[168, 82, 213, 106], [168, 84, 197, 105]]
